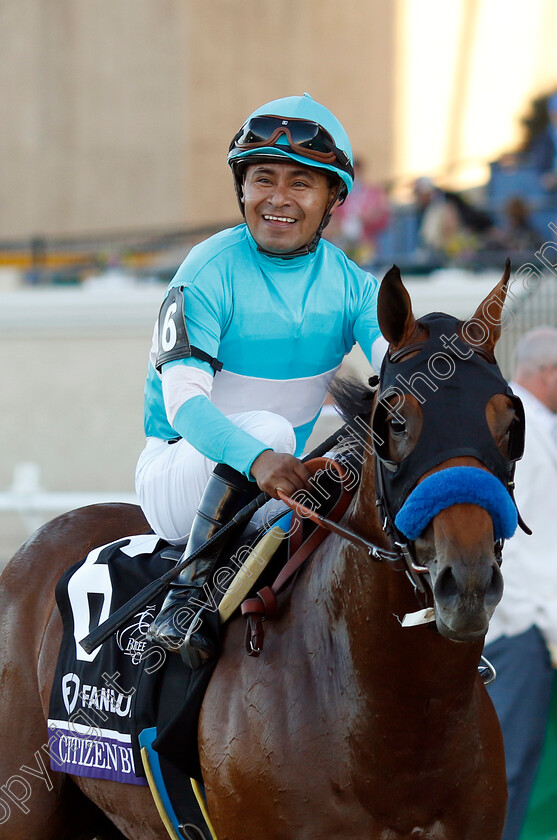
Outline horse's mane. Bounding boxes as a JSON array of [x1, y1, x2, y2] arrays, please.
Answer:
[[328, 376, 376, 463], [329, 375, 375, 425]]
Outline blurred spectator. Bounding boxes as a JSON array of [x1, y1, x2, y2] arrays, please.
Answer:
[[483, 196, 543, 254], [325, 159, 390, 264], [413, 176, 493, 263], [484, 326, 557, 840], [521, 90, 557, 191]]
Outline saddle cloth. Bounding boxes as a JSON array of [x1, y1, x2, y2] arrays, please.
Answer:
[[47, 533, 218, 839], [47, 534, 173, 785]]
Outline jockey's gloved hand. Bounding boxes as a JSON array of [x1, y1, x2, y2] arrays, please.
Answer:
[[250, 450, 313, 499]]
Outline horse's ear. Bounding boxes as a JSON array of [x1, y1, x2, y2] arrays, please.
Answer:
[[463, 259, 511, 352], [378, 265, 417, 347]]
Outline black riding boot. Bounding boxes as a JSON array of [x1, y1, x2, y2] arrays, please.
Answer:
[[147, 463, 258, 664]]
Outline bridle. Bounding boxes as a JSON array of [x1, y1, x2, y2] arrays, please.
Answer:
[[278, 329, 525, 612], [244, 348, 524, 656]]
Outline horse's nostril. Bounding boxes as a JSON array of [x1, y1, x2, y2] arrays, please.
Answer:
[[485, 563, 504, 606], [435, 566, 458, 603]]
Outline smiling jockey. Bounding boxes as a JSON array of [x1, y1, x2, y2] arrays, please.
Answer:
[[137, 93, 386, 662]]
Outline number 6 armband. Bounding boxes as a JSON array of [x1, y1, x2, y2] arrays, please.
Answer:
[[155, 286, 223, 374]]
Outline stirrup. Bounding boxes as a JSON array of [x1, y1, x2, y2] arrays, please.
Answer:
[[179, 607, 218, 670]]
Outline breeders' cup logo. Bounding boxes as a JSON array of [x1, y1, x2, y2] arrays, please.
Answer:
[[115, 605, 156, 665], [62, 672, 81, 715]]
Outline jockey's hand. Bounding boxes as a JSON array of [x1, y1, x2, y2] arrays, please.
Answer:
[[250, 450, 313, 500]]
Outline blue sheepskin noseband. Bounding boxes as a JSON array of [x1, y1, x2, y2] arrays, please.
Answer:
[[394, 466, 518, 541]]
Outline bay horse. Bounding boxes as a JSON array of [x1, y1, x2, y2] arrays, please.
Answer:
[[0, 264, 518, 840]]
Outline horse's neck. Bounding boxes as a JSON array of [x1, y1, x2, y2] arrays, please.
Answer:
[[305, 455, 482, 710]]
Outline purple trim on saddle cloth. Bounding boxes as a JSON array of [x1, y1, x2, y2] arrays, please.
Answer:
[[47, 719, 148, 785]]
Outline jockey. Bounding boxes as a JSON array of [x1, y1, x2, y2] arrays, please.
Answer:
[[138, 93, 386, 662]]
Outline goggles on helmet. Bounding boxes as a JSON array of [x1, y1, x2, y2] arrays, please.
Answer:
[[229, 115, 354, 178]]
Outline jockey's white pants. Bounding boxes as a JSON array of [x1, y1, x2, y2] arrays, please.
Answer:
[[135, 410, 296, 545]]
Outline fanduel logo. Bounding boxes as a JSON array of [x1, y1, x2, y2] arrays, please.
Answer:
[[61, 674, 133, 717], [62, 673, 80, 715]]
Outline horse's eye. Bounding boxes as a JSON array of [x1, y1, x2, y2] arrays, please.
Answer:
[[389, 419, 407, 436]]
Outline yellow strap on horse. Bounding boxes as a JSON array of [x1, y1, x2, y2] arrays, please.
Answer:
[[218, 523, 287, 623], [140, 746, 185, 840], [191, 778, 219, 840], [141, 745, 219, 840]]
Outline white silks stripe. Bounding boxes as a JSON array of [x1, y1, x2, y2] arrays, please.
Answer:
[[162, 364, 341, 430], [371, 335, 388, 372], [211, 366, 340, 428]]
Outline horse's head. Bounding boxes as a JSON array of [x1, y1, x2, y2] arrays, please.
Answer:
[[373, 262, 525, 641]]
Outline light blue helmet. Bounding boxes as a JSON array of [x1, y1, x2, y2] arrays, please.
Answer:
[[228, 93, 354, 201], [228, 94, 355, 256]]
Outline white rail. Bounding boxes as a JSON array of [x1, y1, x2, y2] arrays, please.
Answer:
[[0, 462, 137, 535]]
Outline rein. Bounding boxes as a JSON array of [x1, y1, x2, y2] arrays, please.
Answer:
[[241, 457, 432, 655], [276, 488, 400, 565], [277, 466, 431, 597]]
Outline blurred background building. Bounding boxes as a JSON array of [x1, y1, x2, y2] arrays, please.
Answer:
[[2, 0, 557, 564], [1, 0, 557, 246]]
